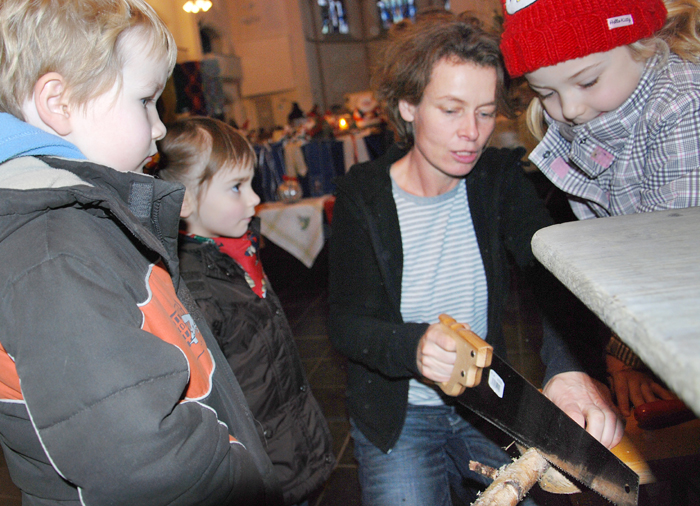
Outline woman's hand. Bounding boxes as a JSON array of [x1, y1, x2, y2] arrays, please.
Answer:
[[416, 322, 462, 383], [543, 371, 625, 449]]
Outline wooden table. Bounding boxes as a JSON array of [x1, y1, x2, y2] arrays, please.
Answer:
[[531, 207, 700, 417]]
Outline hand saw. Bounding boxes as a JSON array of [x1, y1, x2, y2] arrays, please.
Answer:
[[437, 314, 639, 506]]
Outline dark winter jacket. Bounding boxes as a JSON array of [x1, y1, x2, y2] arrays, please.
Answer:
[[328, 145, 583, 453], [178, 227, 335, 505], [0, 155, 282, 505]]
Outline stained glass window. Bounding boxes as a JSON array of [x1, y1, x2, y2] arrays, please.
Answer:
[[376, 0, 416, 29], [318, 0, 349, 34], [376, 0, 451, 29]]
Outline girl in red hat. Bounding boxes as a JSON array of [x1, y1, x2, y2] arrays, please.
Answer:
[[500, 0, 697, 418], [501, 0, 700, 217]]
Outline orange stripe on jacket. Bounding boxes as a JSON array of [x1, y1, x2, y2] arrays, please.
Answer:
[[140, 264, 239, 444], [139, 262, 214, 402], [0, 342, 22, 401]]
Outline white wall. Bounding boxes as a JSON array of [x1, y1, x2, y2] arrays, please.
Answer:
[[146, 0, 503, 129], [196, 0, 316, 129], [147, 0, 202, 62], [450, 0, 501, 27]]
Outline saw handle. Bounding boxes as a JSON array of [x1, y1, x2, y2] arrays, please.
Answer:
[[438, 314, 493, 396]]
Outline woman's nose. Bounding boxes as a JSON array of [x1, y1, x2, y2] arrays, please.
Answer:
[[457, 115, 478, 141]]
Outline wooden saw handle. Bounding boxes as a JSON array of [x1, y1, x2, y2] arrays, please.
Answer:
[[438, 314, 493, 396]]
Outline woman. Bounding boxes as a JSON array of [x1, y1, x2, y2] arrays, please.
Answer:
[[327, 11, 623, 506]]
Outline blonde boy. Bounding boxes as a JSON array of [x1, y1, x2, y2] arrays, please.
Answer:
[[0, 1, 281, 504]]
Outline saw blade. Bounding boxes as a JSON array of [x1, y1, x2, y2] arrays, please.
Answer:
[[453, 353, 639, 506]]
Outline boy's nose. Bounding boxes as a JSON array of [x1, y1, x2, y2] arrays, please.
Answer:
[[152, 116, 167, 141]]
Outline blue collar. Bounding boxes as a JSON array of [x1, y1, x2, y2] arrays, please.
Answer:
[[0, 112, 86, 164]]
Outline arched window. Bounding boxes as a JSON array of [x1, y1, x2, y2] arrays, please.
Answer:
[[376, 0, 451, 30], [376, 0, 416, 29], [318, 0, 349, 34]]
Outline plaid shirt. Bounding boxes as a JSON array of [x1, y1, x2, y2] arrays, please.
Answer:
[[530, 53, 700, 219]]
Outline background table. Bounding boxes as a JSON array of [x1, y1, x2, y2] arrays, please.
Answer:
[[530, 207, 700, 416], [256, 196, 331, 268]]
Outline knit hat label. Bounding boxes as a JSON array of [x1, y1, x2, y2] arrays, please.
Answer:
[[505, 0, 537, 15], [607, 15, 634, 30]]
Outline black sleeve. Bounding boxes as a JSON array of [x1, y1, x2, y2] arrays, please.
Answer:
[[494, 150, 607, 384], [328, 177, 426, 379]]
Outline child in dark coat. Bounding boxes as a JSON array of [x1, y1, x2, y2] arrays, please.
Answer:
[[0, 2, 279, 503], [156, 117, 335, 506]]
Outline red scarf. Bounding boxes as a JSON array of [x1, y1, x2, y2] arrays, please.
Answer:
[[215, 232, 266, 298], [182, 231, 266, 298]]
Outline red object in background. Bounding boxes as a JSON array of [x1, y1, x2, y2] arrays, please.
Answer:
[[144, 152, 160, 174], [324, 196, 336, 225], [634, 399, 697, 430]]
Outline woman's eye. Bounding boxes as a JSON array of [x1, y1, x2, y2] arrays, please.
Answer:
[[539, 91, 554, 100]]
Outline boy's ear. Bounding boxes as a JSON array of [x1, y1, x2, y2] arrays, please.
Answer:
[[34, 72, 73, 136], [180, 190, 196, 219]]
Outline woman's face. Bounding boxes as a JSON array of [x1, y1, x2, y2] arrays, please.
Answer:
[[399, 58, 498, 189]]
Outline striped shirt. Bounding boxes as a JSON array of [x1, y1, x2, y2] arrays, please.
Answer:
[[530, 52, 700, 219], [391, 177, 488, 406]]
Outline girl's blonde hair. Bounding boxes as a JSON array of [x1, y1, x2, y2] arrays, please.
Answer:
[[156, 117, 256, 200], [526, 0, 700, 140], [0, 0, 177, 120]]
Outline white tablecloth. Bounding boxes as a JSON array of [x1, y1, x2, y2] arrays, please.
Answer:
[[256, 196, 331, 268], [531, 207, 700, 416]]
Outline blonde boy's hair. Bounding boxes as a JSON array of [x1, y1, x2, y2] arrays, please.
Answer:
[[0, 0, 177, 120], [526, 0, 700, 141], [156, 117, 257, 200]]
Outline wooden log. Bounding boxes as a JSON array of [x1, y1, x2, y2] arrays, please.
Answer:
[[471, 448, 550, 506]]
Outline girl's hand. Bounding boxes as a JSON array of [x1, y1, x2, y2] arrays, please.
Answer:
[[606, 354, 675, 417]]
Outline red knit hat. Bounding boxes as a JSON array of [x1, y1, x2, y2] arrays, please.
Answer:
[[500, 0, 667, 77]]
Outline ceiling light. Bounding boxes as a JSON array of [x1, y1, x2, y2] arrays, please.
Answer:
[[183, 0, 212, 13]]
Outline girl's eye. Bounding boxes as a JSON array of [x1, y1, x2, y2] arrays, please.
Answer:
[[231, 184, 241, 193], [539, 91, 554, 100], [581, 78, 599, 89]]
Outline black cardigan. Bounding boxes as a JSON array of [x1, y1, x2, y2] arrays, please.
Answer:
[[328, 145, 584, 453]]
